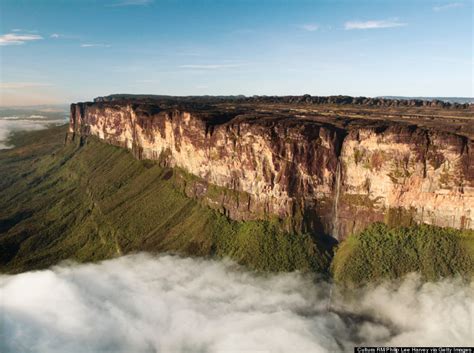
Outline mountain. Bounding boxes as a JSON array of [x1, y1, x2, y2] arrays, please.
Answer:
[[70, 96, 474, 238], [1, 96, 473, 283]]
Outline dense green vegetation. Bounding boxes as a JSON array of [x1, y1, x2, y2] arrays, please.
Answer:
[[0, 126, 328, 273], [332, 223, 474, 285]]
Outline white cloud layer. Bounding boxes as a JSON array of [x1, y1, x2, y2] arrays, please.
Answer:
[[0, 254, 472, 353], [0, 114, 66, 149], [0, 33, 43, 45], [344, 19, 407, 30]]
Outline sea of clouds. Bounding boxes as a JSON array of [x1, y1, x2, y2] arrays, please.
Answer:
[[0, 254, 472, 353], [0, 112, 67, 149]]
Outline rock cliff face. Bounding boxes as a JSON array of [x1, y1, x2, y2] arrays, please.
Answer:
[[69, 98, 474, 240]]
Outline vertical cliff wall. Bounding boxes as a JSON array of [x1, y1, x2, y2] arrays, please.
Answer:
[[338, 126, 472, 236], [69, 101, 473, 239]]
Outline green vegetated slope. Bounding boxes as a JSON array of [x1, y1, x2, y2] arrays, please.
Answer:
[[332, 223, 474, 284], [0, 126, 328, 273]]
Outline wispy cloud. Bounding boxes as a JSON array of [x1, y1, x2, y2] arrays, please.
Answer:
[[0, 82, 53, 89], [344, 19, 407, 30], [433, 2, 463, 11], [80, 43, 111, 48], [299, 24, 319, 32], [51, 33, 81, 40], [0, 33, 43, 46], [10, 29, 38, 33], [179, 64, 243, 70], [108, 0, 153, 6], [135, 79, 159, 84]]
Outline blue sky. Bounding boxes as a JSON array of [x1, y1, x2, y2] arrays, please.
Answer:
[[0, 0, 472, 106]]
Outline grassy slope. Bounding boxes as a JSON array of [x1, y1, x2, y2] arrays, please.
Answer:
[[331, 223, 474, 284], [0, 126, 328, 273]]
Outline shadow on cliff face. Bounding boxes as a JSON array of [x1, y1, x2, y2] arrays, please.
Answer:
[[301, 207, 340, 257], [1, 254, 471, 353]]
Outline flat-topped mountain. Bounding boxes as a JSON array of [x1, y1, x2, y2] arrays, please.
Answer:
[[1, 96, 472, 278], [70, 96, 474, 240]]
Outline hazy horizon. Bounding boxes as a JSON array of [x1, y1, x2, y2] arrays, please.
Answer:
[[0, 94, 473, 108], [1, 0, 472, 106]]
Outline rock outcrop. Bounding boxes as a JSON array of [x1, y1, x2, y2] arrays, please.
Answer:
[[69, 97, 474, 240]]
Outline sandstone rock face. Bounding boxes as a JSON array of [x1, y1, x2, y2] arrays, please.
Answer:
[[69, 99, 474, 240], [338, 126, 473, 237]]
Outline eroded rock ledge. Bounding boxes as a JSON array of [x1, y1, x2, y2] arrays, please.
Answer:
[[69, 97, 474, 239]]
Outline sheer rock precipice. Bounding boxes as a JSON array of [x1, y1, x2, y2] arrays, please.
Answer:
[[69, 97, 474, 239]]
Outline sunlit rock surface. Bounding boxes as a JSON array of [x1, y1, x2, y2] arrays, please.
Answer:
[[69, 96, 474, 239]]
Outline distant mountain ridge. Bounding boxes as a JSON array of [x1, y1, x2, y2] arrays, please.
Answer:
[[93, 94, 472, 109], [379, 96, 474, 104]]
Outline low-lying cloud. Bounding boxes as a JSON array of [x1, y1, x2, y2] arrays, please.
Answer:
[[0, 113, 67, 149], [0, 254, 472, 353]]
